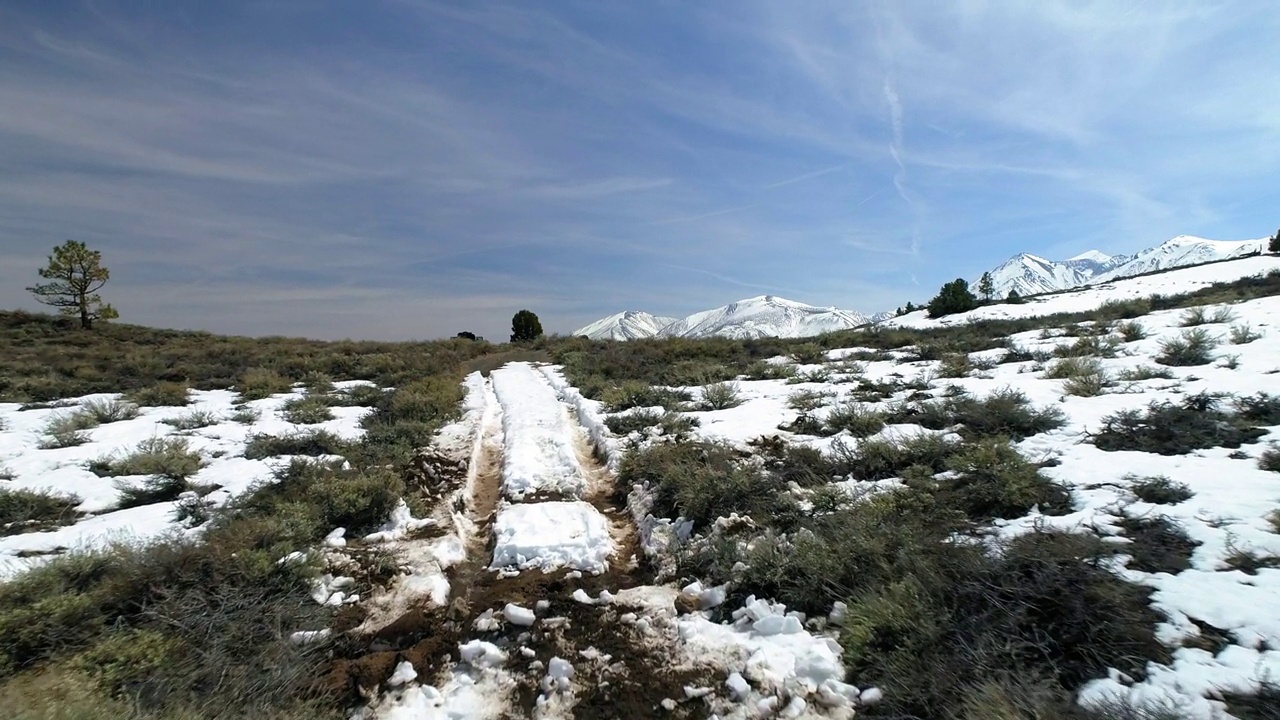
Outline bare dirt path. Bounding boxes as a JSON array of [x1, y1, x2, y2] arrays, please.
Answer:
[[333, 363, 716, 719]]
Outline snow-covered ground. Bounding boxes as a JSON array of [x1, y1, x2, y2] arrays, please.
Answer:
[[0, 382, 375, 578]]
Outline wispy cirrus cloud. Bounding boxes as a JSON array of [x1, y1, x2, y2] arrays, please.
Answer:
[[1, 1, 1277, 339]]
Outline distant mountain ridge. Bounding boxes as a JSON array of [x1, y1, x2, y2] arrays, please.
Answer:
[[982, 235, 1267, 299], [574, 295, 872, 340]]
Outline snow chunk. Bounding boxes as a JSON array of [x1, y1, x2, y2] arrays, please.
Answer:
[[491, 501, 615, 574], [387, 660, 417, 687], [504, 603, 536, 626], [459, 639, 507, 669]]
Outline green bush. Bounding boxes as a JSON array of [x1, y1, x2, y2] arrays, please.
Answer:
[[1234, 392, 1280, 425], [699, 381, 743, 410], [790, 343, 826, 364], [1117, 365, 1174, 382], [93, 437, 204, 480], [742, 360, 797, 381], [832, 433, 958, 481], [281, 396, 334, 425], [1115, 320, 1147, 342], [228, 406, 260, 425], [1229, 323, 1263, 344], [787, 389, 833, 412], [823, 401, 887, 438], [938, 439, 1072, 520], [124, 382, 192, 407], [79, 398, 140, 424], [1155, 329, 1217, 366], [298, 371, 335, 395], [237, 368, 292, 401], [618, 441, 795, 529], [1092, 394, 1267, 455], [1181, 305, 1236, 327], [1054, 335, 1119, 359], [601, 381, 692, 412], [161, 410, 220, 430], [1128, 475, 1193, 505], [891, 387, 1066, 440], [0, 487, 81, 537], [1260, 446, 1280, 473], [1115, 513, 1199, 574], [243, 430, 352, 460]]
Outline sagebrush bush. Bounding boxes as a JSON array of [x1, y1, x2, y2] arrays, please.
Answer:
[[1260, 446, 1280, 473], [790, 343, 826, 364], [831, 433, 958, 481], [281, 395, 334, 425], [1229, 324, 1263, 344], [823, 401, 887, 438], [1054, 335, 1119, 359], [742, 360, 797, 381], [79, 398, 140, 424], [1092, 394, 1266, 455], [1155, 328, 1217, 366], [299, 371, 335, 394], [699, 381, 743, 410], [1115, 513, 1200, 574], [243, 430, 352, 460], [161, 409, 220, 430], [890, 387, 1066, 440], [1045, 356, 1110, 397], [0, 487, 81, 536], [1117, 365, 1174, 382], [93, 437, 204, 480], [787, 389, 833, 412], [1222, 547, 1280, 576], [605, 408, 665, 435], [618, 441, 796, 529], [1115, 320, 1147, 342], [601, 381, 691, 412], [938, 353, 973, 378], [125, 381, 191, 407], [237, 368, 292, 401], [229, 406, 261, 424], [939, 438, 1072, 520], [1234, 392, 1280, 425], [1128, 475, 1193, 505]]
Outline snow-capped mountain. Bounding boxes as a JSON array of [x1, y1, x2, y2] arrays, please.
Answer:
[[574, 296, 870, 340], [572, 311, 681, 341], [982, 235, 1266, 298]]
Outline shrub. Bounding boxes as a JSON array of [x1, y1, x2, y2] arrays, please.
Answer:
[[699, 382, 743, 410], [281, 396, 334, 425], [1155, 329, 1217, 366], [892, 387, 1065, 440], [601, 382, 692, 412], [0, 487, 81, 536], [1234, 393, 1280, 425], [938, 353, 972, 378], [786, 367, 831, 385], [78, 398, 140, 424], [1054, 335, 1119, 359], [927, 279, 979, 318], [1115, 320, 1147, 342], [299, 371, 335, 394], [1052, 357, 1110, 397], [1128, 475, 1193, 505], [243, 430, 351, 460], [823, 401, 887, 438], [1222, 547, 1280, 576], [1260, 446, 1280, 473], [510, 309, 543, 342], [742, 360, 797, 381], [229, 406, 261, 425], [125, 381, 191, 407], [832, 433, 958, 481], [1229, 324, 1263, 344], [790, 343, 826, 364], [161, 409, 220, 430], [1117, 365, 1174, 382], [1092, 394, 1266, 455], [359, 375, 465, 458], [605, 408, 664, 435], [1179, 306, 1210, 326], [938, 439, 1073, 520], [38, 413, 93, 449], [237, 368, 292, 401], [1093, 297, 1151, 320], [787, 389, 834, 412], [618, 441, 795, 529], [333, 383, 385, 407], [1115, 513, 1199, 574]]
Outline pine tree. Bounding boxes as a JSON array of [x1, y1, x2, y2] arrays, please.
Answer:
[[1006, 289, 1025, 304], [927, 279, 979, 318], [26, 240, 118, 329], [978, 271, 995, 302], [510, 310, 543, 342], [1269, 228, 1280, 254]]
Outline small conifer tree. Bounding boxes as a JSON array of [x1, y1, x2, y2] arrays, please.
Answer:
[[510, 310, 543, 342], [978, 271, 995, 301], [927, 279, 979, 318], [1269, 228, 1280, 254], [26, 240, 118, 329]]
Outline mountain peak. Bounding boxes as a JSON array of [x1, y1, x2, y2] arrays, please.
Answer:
[[576, 295, 869, 341], [1068, 250, 1111, 263]]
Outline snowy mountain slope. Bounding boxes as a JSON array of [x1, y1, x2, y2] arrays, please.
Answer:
[[890, 254, 1280, 329], [572, 311, 680, 341], [657, 295, 871, 340], [575, 296, 870, 340], [1090, 235, 1267, 283], [982, 235, 1265, 299]]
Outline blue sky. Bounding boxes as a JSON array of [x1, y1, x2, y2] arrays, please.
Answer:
[[2, 1, 1279, 340]]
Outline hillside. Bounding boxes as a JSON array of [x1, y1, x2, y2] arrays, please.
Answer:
[[575, 295, 871, 340], [4, 256, 1280, 719]]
